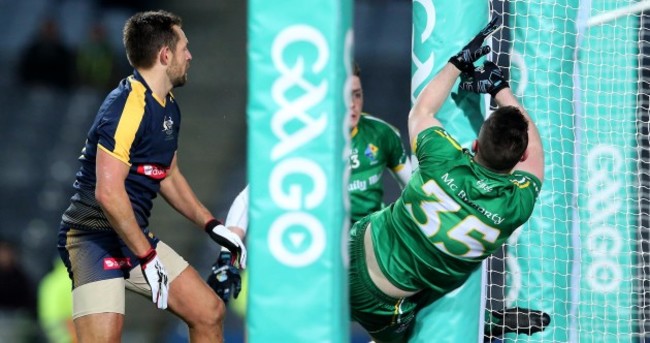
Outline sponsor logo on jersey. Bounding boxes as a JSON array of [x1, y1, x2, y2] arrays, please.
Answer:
[[136, 164, 168, 180], [162, 116, 174, 134], [103, 257, 132, 270], [364, 143, 378, 162], [162, 115, 175, 141], [511, 175, 531, 189]]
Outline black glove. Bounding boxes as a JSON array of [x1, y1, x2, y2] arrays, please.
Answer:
[[487, 307, 551, 338], [459, 61, 509, 97], [206, 248, 242, 305], [449, 16, 501, 73]]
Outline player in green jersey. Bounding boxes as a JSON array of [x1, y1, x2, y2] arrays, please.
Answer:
[[348, 17, 545, 343], [349, 63, 411, 224]]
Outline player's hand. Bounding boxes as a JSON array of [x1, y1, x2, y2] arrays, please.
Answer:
[[206, 247, 242, 305], [205, 219, 247, 269], [138, 248, 169, 310], [449, 16, 500, 73], [459, 61, 509, 97]]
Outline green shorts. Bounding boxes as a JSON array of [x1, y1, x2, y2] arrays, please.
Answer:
[[349, 215, 418, 342]]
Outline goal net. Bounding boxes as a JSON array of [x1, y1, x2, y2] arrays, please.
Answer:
[[485, 0, 646, 341]]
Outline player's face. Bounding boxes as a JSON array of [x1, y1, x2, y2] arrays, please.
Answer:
[[168, 26, 192, 88], [349, 75, 363, 130]]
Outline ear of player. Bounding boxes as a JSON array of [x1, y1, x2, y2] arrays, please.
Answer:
[[206, 247, 242, 305], [205, 219, 247, 269]]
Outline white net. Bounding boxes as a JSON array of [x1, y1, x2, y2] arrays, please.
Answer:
[[484, 0, 647, 341]]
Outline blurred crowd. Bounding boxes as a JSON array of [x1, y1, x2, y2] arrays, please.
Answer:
[[0, 0, 411, 342], [0, 1, 152, 341]]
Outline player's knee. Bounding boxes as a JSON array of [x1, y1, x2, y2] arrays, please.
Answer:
[[189, 292, 226, 329]]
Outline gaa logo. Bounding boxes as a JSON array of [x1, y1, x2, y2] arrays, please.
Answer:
[[267, 24, 330, 267]]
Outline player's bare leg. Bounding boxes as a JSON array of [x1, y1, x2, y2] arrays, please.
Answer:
[[167, 265, 226, 342], [74, 312, 124, 343]]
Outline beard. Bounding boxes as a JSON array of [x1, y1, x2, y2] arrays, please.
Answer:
[[168, 63, 188, 88], [171, 73, 187, 88]]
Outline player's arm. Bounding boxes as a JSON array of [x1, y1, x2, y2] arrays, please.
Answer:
[[206, 184, 249, 303], [160, 153, 247, 268], [409, 17, 499, 146], [96, 147, 152, 257], [159, 152, 215, 230], [385, 126, 413, 189], [390, 159, 412, 189], [225, 185, 249, 236], [408, 64, 457, 144], [495, 89, 544, 183], [96, 147, 169, 309]]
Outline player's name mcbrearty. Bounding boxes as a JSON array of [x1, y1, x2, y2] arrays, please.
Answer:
[[457, 189, 505, 225]]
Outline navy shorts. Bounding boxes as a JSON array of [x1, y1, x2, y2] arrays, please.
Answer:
[[57, 224, 159, 289]]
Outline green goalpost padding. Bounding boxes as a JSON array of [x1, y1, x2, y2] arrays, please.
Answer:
[[246, 1, 352, 342], [409, 1, 488, 342]]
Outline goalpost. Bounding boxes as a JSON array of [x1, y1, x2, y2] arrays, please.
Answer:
[[245, 0, 647, 341], [246, 0, 351, 341], [412, 0, 645, 342]]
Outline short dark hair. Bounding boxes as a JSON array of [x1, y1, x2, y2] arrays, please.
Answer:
[[477, 105, 528, 171], [123, 10, 182, 69], [353, 62, 361, 77]]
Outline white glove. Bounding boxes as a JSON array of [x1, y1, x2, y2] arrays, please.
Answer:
[[138, 248, 169, 309], [205, 219, 247, 269]]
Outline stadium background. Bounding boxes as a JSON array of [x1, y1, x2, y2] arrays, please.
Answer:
[[0, 0, 411, 341]]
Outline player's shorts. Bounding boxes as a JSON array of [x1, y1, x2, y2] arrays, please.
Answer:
[[348, 215, 418, 342], [57, 224, 189, 319]]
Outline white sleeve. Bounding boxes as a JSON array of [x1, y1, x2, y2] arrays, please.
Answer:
[[225, 185, 249, 233], [390, 156, 413, 189]]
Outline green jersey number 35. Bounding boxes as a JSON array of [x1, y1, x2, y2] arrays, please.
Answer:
[[405, 179, 500, 259]]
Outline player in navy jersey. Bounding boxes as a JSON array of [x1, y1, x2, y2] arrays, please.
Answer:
[[57, 10, 245, 343]]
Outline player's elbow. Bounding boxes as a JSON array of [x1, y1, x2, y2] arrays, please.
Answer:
[[95, 183, 120, 208]]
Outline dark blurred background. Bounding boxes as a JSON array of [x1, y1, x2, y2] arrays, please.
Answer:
[[0, 0, 412, 341]]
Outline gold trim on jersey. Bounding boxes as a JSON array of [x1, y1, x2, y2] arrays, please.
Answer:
[[112, 79, 147, 165], [351, 126, 359, 138], [434, 128, 462, 151], [98, 145, 131, 166], [391, 298, 405, 325], [511, 176, 531, 189]]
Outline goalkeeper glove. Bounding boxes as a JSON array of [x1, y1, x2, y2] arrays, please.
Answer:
[[459, 61, 510, 97], [207, 247, 242, 305], [205, 219, 247, 269], [138, 248, 169, 310], [449, 16, 500, 73]]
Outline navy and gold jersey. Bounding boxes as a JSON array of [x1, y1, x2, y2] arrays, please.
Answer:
[[62, 70, 180, 231]]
